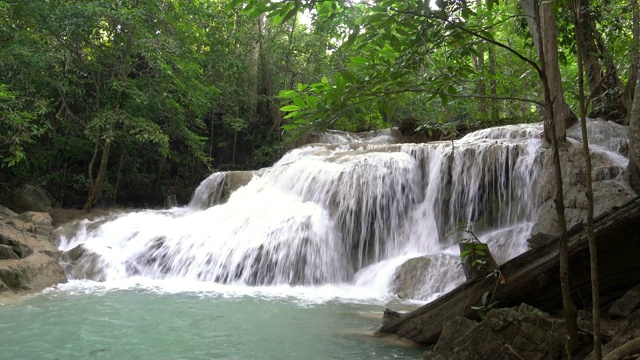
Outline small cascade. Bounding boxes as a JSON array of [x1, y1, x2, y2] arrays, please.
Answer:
[[59, 121, 629, 302], [188, 172, 226, 209]]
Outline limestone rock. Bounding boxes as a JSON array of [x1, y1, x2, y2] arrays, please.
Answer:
[[60, 245, 105, 281], [391, 255, 463, 300], [533, 141, 636, 237], [0, 253, 67, 291], [0, 205, 17, 220], [609, 289, 640, 319], [0, 244, 19, 260], [12, 184, 54, 213], [0, 205, 67, 293]]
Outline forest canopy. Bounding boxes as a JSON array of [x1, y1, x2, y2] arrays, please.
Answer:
[[0, 0, 636, 208]]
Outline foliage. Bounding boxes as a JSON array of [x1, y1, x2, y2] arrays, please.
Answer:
[[0, 84, 49, 167], [471, 291, 500, 319]]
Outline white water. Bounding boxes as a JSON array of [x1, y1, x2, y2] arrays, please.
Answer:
[[56, 121, 629, 303]]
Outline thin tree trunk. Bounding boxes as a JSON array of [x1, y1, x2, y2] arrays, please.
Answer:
[[535, 0, 580, 353], [84, 141, 111, 210], [247, 18, 260, 122], [489, 45, 498, 122], [629, 0, 640, 194], [624, 0, 640, 124], [573, 1, 601, 357], [473, 0, 487, 118]]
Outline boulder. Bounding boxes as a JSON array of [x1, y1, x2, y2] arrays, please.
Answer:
[[0, 205, 17, 219], [0, 244, 19, 260], [0, 205, 67, 293], [533, 141, 636, 237], [391, 255, 463, 300], [0, 253, 66, 291], [0, 212, 58, 258], [60, 245, 105, 281], [609, 289, 640, 319], [12, 184, 54, 213]]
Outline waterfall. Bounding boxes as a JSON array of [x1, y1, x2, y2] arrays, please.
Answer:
[[56, 121, 629, 301]]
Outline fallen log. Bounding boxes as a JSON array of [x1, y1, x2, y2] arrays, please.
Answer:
[[377, 197, 640, 344]]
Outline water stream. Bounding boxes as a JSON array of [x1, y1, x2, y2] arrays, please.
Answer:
[[2, 120, 630, 359]]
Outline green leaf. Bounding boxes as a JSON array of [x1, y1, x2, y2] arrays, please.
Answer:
[[280, 105, 301, 112]]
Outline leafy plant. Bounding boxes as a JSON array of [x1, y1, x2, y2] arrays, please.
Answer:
[[471, 291, 500, 319]]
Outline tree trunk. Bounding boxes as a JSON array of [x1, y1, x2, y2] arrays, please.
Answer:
[[520, 0, 577, 140], [538, 1, 579, 352], [624, 0, 640, 125], [377, 198, 640, 345], [257, 15, 283, 134], [488, 45, 498, 122], [575, 0, 623, 121], [84, 140, 111, 210], [628, 59, 640, 194], [472, 0, 487, 119], [573, 1, 602, 356], [247, 18, 260, 122]]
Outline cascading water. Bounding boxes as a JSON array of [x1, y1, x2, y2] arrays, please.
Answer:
[[7, 121, 632, 360], [56, 122, 559, 302]]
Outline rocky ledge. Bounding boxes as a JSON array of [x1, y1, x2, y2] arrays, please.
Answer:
[[0, 205, 67, 295]]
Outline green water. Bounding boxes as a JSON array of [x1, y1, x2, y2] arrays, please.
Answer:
[[0, 284, 423, 360]]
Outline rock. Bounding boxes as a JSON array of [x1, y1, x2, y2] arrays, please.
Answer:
[[12, 184, 54, 213], [610, 289, 640, 319], [223, 171, 254, 201], [0, 205, 17, 220], [601, 311, 640, 358], [392, 256, 433, 299], [164, 194, 178, 208], [422, 304, 565, 360], [534, 141, 636, 236], [0, 214, 58, 259], [0, 253, 67, 291], [0, 205, 67, 293], [391, 255, 463, 300], [0, 244, 19, 260], [60, 245, 105, 281]]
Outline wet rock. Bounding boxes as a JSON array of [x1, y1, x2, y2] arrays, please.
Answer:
[[60, 245, 105, 281], [164, 194, 178, 208], [610, 289, 640, 319], [12, 184, 54, 213], [391, 255, 463, 300], [534, 141, 636, 236], [392, 257, 433, 299]]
